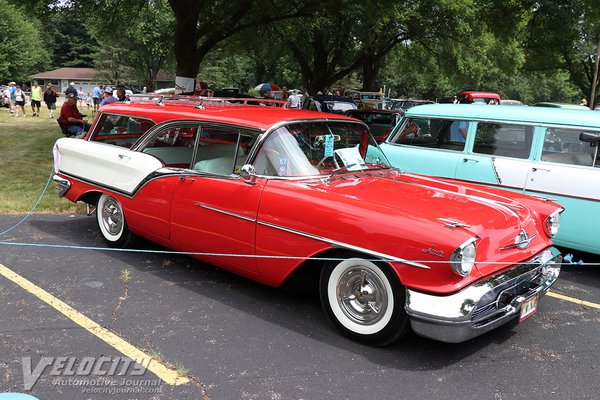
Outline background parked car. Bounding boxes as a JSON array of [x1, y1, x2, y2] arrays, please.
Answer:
[[385, 98, 435, 112], [381, 103, 600, 255], [302, 95, 357, 114], [344, 108, 403, 142], [534, 102, 590, 110]]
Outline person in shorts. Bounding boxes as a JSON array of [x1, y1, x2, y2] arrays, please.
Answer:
[[30, 80, 42, 116], [13, 85, 26, 116], [92, 84, 102, 112], [43, 83, 60, 118]]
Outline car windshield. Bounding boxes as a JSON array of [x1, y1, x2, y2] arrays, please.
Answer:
[[252, 121, 391, 177], [325, 101, 357, 112]]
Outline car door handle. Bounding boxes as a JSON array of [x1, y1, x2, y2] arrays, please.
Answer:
[[179, 176, 196, 182], [117, 154, 130, 160], [463, 158, 479, 163], [532, 167, 550, 172]]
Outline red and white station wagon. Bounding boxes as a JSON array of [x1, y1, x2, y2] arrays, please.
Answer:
[[52, 97, 563, 345]]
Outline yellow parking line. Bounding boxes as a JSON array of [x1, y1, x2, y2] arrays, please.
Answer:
[[547, 291, 600, 310], [0, 263, 189, 386]]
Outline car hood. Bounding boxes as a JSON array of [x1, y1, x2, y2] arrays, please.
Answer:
[[259, 169, 550, 281]]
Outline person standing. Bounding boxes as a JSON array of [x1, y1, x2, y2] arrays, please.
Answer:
[[9, 82, 17, 113], [100, 87, 117, 106], [65, 82, 78, 97], [43, 83, 60, 118], [78, 86, 85, 107], [30, 80, 42, 117], [13, 85, 26, 116], [116, 86, 127, 102], [92, 84, 102, 113], [288, 90, 302, 109]]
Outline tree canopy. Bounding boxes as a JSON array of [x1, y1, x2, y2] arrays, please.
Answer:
[[1, 0, 598, 104]]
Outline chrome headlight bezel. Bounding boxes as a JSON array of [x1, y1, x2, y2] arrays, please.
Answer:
[[544, 209, 563, 238], [450, 237, 478, 277]]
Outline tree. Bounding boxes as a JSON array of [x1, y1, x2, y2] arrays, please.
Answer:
[[0, 0, 48, 81], [90, 0, 175, 90], [524, 0, 600, 103], [167, 0, 309, 92]]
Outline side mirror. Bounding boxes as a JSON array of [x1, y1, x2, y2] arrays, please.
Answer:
[[580, 132, 600, 147], [240, 164, 257, 185]]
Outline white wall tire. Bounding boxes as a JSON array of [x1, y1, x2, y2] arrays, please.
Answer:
[[320, 257, 408, 346], [96, 194, 133, 248]]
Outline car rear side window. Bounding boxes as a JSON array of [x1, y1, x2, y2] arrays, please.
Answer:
[[473, 122, 533, 159], [141, 125, 200, 169], [89, 114, 155, 148], [541, 128, 599, 167], [388, 117, 468, 151]]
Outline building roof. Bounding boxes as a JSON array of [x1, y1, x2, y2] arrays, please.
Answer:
[[31, 68, 98, 80], [30, 67, 174, 82]]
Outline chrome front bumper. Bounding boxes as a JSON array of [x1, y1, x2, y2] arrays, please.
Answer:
[[52, 174, 71, 197], [405, 247, 561, 343]]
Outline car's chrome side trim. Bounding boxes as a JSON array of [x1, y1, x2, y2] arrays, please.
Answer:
[[194, 202, 257, 223], [194, 201, 430, 269], [257, 220, 430, 270]]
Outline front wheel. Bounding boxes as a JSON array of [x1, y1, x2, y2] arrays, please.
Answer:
[[320, 257, 409, 346], [96, 194, 133, 248]]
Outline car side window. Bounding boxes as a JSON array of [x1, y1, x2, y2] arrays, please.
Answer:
[[473, 123, 533, 159], [141, 125, 200, 168], [192, 127, 253, 175], [88, 114, 155, 148], [388, 117, 467, 151], [541, 128, 598, 167]]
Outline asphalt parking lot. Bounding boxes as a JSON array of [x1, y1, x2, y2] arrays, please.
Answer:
[[1, 213, 599, 400]]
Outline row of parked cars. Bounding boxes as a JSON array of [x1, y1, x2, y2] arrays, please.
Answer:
[[51, 92, 597, 346]]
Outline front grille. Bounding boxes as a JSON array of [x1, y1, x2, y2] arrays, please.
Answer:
[[470, 266, 543, 327]]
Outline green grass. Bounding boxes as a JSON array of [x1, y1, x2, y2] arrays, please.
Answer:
[[0, 106, 86, 213]]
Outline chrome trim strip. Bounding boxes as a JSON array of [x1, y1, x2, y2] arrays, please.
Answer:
[[193, 201, 429, 269], [194, 202, 257, 222], [257, 220, 430, 270]]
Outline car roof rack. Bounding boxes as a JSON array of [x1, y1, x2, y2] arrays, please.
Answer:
[[128, 94, 288, 108]]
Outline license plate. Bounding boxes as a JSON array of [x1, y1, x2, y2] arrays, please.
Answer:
[[519, 294, 539, 322]]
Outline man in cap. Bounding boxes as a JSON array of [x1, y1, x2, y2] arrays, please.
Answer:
[[65, 82, 78, 97], [59, 93, 91, 138], [100, 86, 117, 106], [43, 83, 60, 118]]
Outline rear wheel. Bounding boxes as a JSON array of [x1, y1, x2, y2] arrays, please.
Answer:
[[96, 194, 133, 248], [320, 257, 409, 346]]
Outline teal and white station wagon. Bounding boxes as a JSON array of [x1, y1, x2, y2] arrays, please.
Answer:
[[380, 104, 600, 255]]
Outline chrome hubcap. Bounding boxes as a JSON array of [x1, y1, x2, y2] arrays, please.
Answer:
[[101, 198, 122, 236], [337, 266, 388, 326]]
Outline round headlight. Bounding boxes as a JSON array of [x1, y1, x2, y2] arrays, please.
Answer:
[[450, 238, 477, 277], [544, 209, 562, 237]]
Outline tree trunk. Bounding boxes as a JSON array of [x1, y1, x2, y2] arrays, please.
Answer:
[[362, 58, 381, 91], [590, 37, 600, 110], [169, 0, 203, 92]]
